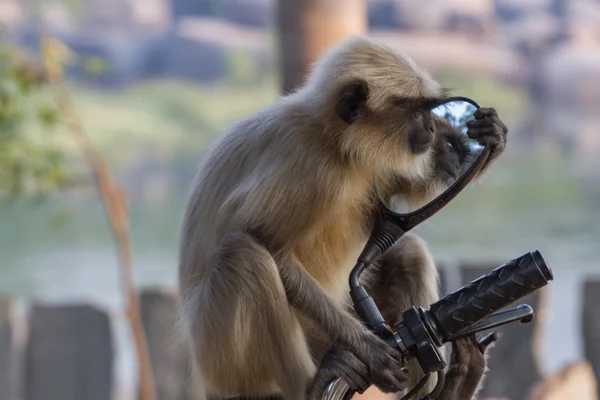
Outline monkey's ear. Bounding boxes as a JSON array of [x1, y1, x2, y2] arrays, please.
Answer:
[[336, 81, 369, 124]]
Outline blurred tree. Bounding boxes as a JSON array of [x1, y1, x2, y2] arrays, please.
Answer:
[[1, 37, 159, 400], [39, 35, 158, 400], [276, 0, 367, 94], [0, 43, 72, 203]]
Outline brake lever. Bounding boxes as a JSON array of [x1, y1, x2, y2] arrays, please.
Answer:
[[446, 304, 534, 341]]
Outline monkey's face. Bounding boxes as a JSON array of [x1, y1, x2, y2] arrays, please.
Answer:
[[379, 127, 472, 213], [404, 108, 437, 155], [334, 80, 439, 176], [431, 125, 472, 187]]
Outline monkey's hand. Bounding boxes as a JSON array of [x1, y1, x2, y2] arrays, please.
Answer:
[[466, 107, 508, 165], [307, 344, 371, 400], [422, 332, 499, 400], [352, 329, 410, 394]]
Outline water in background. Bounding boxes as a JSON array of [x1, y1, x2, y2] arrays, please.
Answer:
[[1, 150, 599, 393]]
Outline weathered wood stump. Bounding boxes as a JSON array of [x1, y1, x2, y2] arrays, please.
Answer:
[[583, 280, 600, 400], [457, 262, 548, 400], [140, 289, 202, 400], [528, 361, 598, 400], [0, 297, 14, 400], [24, 304, 113, 400]]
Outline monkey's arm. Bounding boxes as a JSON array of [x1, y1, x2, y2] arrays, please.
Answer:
[[277, 254, 409, 396], [466, 107, 508, 178]]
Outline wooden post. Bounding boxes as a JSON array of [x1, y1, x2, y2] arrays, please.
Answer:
[[140, 289, 201, 400], [528, 361, 598, 400], [275, 0, 367, 94], [583, 280, 600, 400], [24, 304, 113, 400], [457, 262, 548, 400], [0, 297, 14, 400]]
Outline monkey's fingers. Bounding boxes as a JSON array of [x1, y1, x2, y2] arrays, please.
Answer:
[[466, 118, 494, 128], [319, 345, 372, 394], [451, 336, 473, 367], [429, 364, 466, 400], [369, 368, 410, 394], [424, 337, 481, 400], [307, 364, 370, 399], [477, 331, 500, 353], [341, 369, 371, 394], [387, 346, 404, 362], [468, 113, 508, 134], [466, 127, 506, 147], [334, 351, 371, 393], [473, 107, 499, 120]]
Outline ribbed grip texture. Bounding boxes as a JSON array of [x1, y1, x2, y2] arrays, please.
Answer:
[[369, 229, 396, 253], [428, 250, 552, 339]]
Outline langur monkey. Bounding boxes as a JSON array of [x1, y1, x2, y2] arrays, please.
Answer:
[[177, 36, 508, 400]]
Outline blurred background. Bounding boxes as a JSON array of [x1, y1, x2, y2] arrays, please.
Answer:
[[1, 0, 600, 399]]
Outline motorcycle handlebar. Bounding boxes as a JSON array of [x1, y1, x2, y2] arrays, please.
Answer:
[[321, 250, 554, 400], [427, 250, 553, 341]]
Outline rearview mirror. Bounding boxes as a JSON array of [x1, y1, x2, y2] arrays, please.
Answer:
[[377, 96, 488, 230], [350, 96, 491, 287]]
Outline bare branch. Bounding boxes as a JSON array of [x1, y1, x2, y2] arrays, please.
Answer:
[[39, 35, 158, 400]]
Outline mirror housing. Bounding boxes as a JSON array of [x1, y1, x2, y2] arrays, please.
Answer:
[[349, 96, 491, 337]]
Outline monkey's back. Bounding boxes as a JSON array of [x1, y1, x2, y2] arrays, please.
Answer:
[[177, 108, 280, 289], [176, 102, 377, 396], [178, 101, 374, 296]]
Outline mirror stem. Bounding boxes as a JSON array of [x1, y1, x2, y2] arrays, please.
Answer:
[[351, 217, 406, 288], [348, 217, 405, 345]]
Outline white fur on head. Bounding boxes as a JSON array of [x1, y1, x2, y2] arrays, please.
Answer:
[[280, 36, 444, 182], [300, 36, 443, 110]]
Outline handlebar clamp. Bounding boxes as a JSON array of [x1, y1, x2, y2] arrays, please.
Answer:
[[395, 307, 446, 375]]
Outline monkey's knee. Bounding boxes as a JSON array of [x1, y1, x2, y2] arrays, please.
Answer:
[[384, 233, 436, 277], [366, 233, 439, 309]]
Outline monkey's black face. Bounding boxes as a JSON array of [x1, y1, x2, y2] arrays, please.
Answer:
[[406, 109, 436, 155], [433, 126, 472, 186]]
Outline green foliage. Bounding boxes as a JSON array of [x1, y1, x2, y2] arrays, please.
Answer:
[[226, 48, 259, 86], [62, 78, 279, 170], [60, 0, 87, 24], [0, 45, 72, 203], [80, 55, 112, 77]]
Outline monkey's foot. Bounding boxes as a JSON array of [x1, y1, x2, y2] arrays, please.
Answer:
[[427, 332, 499, 400]]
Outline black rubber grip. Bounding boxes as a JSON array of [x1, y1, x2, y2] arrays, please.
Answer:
[[428, 250, 553, 339]]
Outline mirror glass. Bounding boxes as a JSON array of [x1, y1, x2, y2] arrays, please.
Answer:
[[431, 99, 484, 154], [378, 97, 487, 216]]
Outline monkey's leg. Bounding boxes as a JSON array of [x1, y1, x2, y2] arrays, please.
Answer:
[[360, 233, 446, 398], [182, 231, 316, 400], [432, 332, 499, 400]]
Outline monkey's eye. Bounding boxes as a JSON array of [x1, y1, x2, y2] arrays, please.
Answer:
[[445, 139, 453, 154]]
